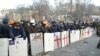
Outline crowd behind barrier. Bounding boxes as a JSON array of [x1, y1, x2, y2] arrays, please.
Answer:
[[0, 19, 96, 56]]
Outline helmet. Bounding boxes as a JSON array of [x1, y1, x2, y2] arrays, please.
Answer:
[[43, 20, 48, 25], [2, 19, 8, 24], [8, 19, 14, 25], [30, 19, 36, 25]]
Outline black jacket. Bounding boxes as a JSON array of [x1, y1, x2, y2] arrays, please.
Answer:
[[0, 24, 10, 38]]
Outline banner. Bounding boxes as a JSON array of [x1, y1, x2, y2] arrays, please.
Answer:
[[54, 32, 61, 49], [0, 38, 8, 56], [61, 31, 69, 47], [30, 33, 43, 55], [9, 38, 28, 56], [44, 33, 54, 52]]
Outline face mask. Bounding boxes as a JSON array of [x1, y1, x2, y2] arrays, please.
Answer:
[[15, 26, 20, 29], [30, 23, 36, 26], [20, 22, 23, 24]]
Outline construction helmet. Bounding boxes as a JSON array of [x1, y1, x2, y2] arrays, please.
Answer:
[[2, 19, 8, 24], [8, 19, 14, 25], [43, 20, 48, 25], [30, 19, 36, 25]]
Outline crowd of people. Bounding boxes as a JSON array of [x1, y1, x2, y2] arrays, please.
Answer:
[[0, 18, 97, 55], [0, 18, 97, 40]]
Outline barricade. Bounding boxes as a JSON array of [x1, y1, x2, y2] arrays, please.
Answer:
[[80, 29, 86, 40], [54, 32, 61, 49], [85, 28, 89, 38], [0, 38, 8, 56], [66, 31, 70, 45], [61, 31, 69, 47], [70, 30, 76, 43], [70, 30, 80, 43], [9, 38, 28, 56], [88, 28, 94, 37], [30, 33, 43, 56], [84, 27, 93, 38], [80, 27, 94, 40], [44, 33, 54, 52], [75, 30, 80, 42], [0, 27, 95, 56]]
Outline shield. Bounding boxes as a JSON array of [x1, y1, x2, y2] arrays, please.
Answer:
[[0, 38, 8, 56], [70, 30, 76, 43], [89, 28, 93, 37], [30, 33, 43, 55], [80, 29, 84, 40], [75, 30, 80, 42], [85, 28, 89, 38], [88, 27, 93, 37], [66, 31, 70, 45], [54, 32, 61, 49], [9, 38, 28, 56], [44, 33, 54, 52], [61, 31, 68, 47]]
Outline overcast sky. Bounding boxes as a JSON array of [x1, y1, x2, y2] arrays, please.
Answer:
[[0, 0, 99, 11]]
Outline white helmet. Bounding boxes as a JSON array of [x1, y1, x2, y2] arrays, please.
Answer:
[[30, 19, 36, 25]]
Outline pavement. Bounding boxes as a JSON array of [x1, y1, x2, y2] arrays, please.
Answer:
[[46, 33, 100, 56]]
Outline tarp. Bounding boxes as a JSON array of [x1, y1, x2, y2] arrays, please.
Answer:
[[61, 31, 69, 47], [54, 32, 61, 49], [44, 33, 54, 52], [9, 38, 28, 56], [30, 33, 43, 55], [0, 38, 8, 56]]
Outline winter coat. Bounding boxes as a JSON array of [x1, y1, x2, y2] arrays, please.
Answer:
[[8, 26, 27, 40], [50, 24, 59, 32], [0, 24, 10, 38], [28, 24, 39, 33], [40, 26, 50, 33]]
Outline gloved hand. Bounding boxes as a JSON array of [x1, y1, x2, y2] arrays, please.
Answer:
[[12, 38, 15, 41], [23, 37, 26, 40]]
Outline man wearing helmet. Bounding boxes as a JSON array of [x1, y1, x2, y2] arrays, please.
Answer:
[[40, 20, 51, 33], [21, 18, 39, 56]]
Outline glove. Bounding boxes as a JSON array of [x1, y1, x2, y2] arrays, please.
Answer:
[[12, 38, 15, 41], [23, 37, 26, 40]]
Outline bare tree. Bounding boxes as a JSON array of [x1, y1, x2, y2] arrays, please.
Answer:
[[72, 0, 91, 21]]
